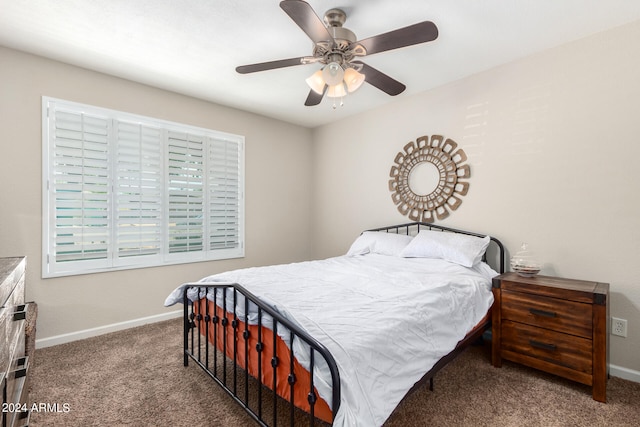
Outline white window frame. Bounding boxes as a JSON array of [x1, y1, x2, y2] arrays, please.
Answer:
[[42, 97, 244, 278]]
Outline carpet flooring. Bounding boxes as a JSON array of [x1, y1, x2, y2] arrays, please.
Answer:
[[29, 318, 640, 426]]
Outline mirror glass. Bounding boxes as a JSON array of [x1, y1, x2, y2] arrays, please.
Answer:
[[409, 162, 440, 196]]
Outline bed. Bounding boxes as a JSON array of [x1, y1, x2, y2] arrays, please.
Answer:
[[165, 222, 505, 426]]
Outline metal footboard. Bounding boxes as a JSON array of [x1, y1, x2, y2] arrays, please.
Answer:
[[183, 283, 341, 426]]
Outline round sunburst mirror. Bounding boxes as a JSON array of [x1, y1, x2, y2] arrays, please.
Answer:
[[389, 135, 470, 222]]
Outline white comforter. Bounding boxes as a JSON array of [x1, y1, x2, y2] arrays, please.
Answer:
[[165, 254, 496, 426]]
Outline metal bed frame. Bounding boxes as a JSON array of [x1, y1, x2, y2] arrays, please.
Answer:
[[182, 222, 505, 426]]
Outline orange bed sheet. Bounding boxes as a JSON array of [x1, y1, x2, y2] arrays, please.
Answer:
[[194, 298, 333, 423]]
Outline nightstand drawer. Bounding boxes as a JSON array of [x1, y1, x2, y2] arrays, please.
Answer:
[[501, 289, 592, 338], [502, 320, 592, 374]]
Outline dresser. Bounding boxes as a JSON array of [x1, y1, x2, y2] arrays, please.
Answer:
[[1, 257, 29, 426], [491, 272, 609, 402]]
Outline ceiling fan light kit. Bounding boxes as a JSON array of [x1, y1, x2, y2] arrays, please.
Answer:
[[313, 61, 364, 96], [236, 0, 438, 107]]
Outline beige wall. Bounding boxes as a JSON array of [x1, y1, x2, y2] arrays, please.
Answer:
[[0, 46, 314, 340], [2, 19, 640, 376], [311, 20, 640, 374]]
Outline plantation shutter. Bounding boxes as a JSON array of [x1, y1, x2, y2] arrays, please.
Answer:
[[208, 138, 241, 250], [115, 121, 163, 263], [167, 131, 205, 256], [49, 109, 111, 268]]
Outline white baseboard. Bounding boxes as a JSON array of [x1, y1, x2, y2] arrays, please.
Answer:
[[35, 310, 182, 349], [610, 364, 640, 383]]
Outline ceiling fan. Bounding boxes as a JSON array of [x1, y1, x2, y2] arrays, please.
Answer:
[[236, 0, 439, 106]]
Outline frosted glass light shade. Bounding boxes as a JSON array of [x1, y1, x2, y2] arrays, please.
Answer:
[[322, 62, 345, 86], [305, 69, 325, 94], [344, 67, 365, 93], [326, 83, 347, 98]]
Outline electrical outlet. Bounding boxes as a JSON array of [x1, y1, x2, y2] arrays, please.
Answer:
[[611, 317, 628, 337]]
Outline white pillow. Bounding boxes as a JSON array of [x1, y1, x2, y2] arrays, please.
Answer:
[[346, 231, 414, 256], [400, 229, 490, 267]]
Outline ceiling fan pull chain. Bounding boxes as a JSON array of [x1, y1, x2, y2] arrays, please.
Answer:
[[331, 96, 345, 110]]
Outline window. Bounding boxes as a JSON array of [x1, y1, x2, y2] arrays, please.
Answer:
[[42, 97, 244, 278]]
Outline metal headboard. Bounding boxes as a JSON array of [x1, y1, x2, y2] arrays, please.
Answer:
[[366, 221, 505, 274]]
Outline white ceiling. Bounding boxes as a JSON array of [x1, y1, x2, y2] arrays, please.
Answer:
[[2, 1, 640, 128]]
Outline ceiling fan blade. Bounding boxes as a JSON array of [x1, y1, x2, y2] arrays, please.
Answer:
[[280, 0, 334, 44], [304, 86, 326, 106], [353, 61, 406, 96], [357, 21, 438, 56], [236, 57, 306, 74]]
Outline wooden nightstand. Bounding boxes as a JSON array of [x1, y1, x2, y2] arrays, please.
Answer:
[[491, 272, 609, 402]]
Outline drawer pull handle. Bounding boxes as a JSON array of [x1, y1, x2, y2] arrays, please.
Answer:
[[529, 340, 557, 351], [11, 356, 29, 379], [529, 308, 556, 318], [13, 304, 27, 321]]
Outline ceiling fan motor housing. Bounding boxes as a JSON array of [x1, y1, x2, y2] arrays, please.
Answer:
[[330, 26, 356, 44], [313, 8, 359, 68]]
